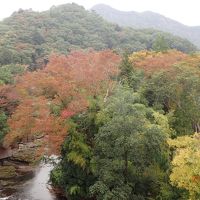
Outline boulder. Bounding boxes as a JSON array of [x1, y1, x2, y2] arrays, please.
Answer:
[[0, 166, 16, 179]]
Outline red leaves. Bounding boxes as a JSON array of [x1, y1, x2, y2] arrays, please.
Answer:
[[61, 109, 75, 119], [4, 50, 121, 153], [47, 50, 120, 95]]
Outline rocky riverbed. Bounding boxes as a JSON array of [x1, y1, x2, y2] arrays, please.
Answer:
[[0, 143, 40, 195], [0, 161, 66, 200], [0, 137, 65, 199]]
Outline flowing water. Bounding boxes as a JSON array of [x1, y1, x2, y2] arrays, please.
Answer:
[[0, 157, 66, 200]]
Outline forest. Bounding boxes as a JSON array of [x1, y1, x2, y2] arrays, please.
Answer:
[[0, 3, 200, 200], [0, 3, 197, 70]]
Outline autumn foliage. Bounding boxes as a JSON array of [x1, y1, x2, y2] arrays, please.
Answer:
[[129, 50, 188, 74], [2, 50, 120, 152], [0, 85, 19, 115]]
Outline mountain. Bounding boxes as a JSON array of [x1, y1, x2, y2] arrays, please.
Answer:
[[0, 3, 196, 69], [92, 4, 200, 48]]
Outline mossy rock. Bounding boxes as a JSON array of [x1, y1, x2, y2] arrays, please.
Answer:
[[0, 179, 17, 187], [11, 149, 36, 163], [0, 166, 16, 179]]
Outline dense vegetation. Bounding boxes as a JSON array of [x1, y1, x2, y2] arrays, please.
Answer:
[[0, 3, 200, 200], [1, 48, 200, 199], [0, 3, 197, 70], [48, 50, 200, 200]]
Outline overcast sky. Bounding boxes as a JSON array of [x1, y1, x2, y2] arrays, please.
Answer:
[[0, 0, 199, 26]]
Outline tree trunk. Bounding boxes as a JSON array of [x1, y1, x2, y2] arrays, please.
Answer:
[[192, 122, 200, 133]]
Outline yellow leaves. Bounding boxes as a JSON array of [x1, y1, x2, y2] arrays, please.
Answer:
[[153, 111, 170, 135], [169, 133, 200, 199], [129, 50, 187, 74], [67, 151, 87, 169], [168, 134, 199, 148]]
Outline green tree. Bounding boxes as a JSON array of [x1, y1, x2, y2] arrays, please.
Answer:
[[90, 88, 171, 199], [51, 97, 102, 200], [143, 65, 200, 136], [0, 112, 9, 144], [152, 35, 170, 52], [119, 54, 144, 91], [0, 48, 14, 66], [0, 64, 24, 84]]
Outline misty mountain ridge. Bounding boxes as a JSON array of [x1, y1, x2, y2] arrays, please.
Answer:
[[0, 3, 196, 69], [92, 4, 200, 48]]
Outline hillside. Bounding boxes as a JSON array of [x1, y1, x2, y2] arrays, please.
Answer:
[[1, 49, 200, 199], [0, 3, 196, 69], [92, 4, 200, 48], [1, 2, 200, 200]]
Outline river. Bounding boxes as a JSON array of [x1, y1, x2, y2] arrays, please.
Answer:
[[0, 157, 66, 200]]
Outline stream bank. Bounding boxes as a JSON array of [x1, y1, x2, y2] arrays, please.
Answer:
[[0, 138, 66, 200]]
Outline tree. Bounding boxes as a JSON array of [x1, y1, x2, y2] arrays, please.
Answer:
[[129, 50, 187, 74], [0, 112, 9, 144], [90, 88, 171, 199], [152, 35, 169, 52], [0, 64, 24, 84], [140, 59, 200, 136], [0, 48, 14, 66], [119, 53, 144, 91], [51, 97, 101, 200], [0, 85, 19, 115], [169, 134, 200, 200], [171, 65, 200, 134], [2, 50, 120, 150]]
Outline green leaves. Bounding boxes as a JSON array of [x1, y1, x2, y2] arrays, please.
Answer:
[[91, 88, 171, 199], [0, 112, 9, 143], [50, 99, 100, 200], [0, 64, 24, 85], [119, 54, 144, 90], [152, 35, 169, 52], [69, 185, 81, 195]]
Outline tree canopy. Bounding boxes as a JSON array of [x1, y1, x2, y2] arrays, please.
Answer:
[[0, 3, 196, 70]]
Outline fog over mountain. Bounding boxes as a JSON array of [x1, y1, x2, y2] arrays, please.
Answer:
[[92, 4, 200, 48]]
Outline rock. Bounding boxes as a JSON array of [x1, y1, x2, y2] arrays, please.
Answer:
[[0, 180, 16, 187], [35, 133, 44, 139], [16, 165, 34, 175], [0, 187, 17, 198], [0, 166, 16, 179], [2, 161, 18, 167], [11, 149, 36, 163], [15, 166, 35, 181]]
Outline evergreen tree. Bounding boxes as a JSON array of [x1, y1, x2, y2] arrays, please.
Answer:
[[119, 54, 144, 91]]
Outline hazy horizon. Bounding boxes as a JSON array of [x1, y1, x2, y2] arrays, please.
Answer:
[[0, 0, 199, 27]]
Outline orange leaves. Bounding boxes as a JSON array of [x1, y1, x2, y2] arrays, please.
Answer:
[[3, 97, 49, 147], [0, 85, 19, 115], [41, 116, 69, 154], [129, 50, 188, 74], [46, 50, 120, 96], [4, 50, 120, 153], [177, 53, 200, 68], [191, 175, 200, 183]]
